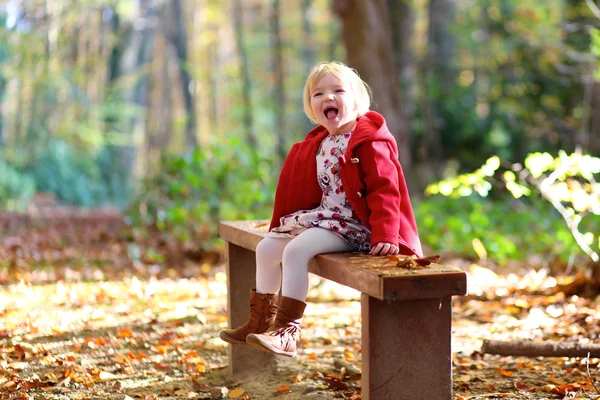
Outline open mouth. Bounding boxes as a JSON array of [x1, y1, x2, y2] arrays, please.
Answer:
[[324, 106, 339, 120]]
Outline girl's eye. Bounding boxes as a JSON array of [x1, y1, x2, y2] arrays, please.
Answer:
[[336, 89, 345, 93], [313, 92, 322, 97]]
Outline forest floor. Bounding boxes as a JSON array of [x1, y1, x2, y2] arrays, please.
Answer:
[[0, 205, 599, 400]]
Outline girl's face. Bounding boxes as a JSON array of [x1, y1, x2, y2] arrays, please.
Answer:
[[310, 73, 358, 135]]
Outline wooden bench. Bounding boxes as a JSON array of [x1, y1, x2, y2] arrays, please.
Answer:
[[219, 220, 467, 400]]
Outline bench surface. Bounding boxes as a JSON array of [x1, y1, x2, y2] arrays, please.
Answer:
[[219, 220, 467, 301]]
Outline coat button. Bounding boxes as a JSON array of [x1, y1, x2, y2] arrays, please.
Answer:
[[350, 158, 359, 163], [357, 191, 363, 198]]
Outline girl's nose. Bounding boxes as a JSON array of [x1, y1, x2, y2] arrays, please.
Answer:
[[324, 93, 334, 100]]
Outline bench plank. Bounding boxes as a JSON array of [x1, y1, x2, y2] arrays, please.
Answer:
[[219, 220, 467, 301]]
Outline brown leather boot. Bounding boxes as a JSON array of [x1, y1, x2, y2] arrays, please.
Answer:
[[246, 296, 306, 357], [219, 289, 278, 344]]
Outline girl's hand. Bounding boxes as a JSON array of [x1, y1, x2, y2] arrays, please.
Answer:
[[369, 242, 399, 256]]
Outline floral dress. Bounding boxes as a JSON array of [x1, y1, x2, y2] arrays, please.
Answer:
[[268, 131, 371, 251]]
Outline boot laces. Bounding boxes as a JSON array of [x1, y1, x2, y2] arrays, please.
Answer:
[[269, 325, 299, 338]]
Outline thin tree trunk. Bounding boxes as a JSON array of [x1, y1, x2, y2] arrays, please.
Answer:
[[332, 0, 411, 168], [424, 0, 456, 166], [163, 0, 197, 148], [271, 0, 286, 162], [232, 0, 258, 149], [301, 0, 317, 134], [387, 0, 416, 154], [301, 0, 316, 70], [14, 79, 23, 146], [208, 28, 219, 136], [107, 0, 158, 182]]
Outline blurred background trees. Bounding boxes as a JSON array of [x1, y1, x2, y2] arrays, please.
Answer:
[[0, 0, 598, 266]]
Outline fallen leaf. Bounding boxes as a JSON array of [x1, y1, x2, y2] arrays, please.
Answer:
[[321, 376, 348, 390], [277, 385, 291, 393], [514, 381, 536, 392], [229, 387, 245, 398], [116, 327, 133, 338], [496, 368, 514, 377]]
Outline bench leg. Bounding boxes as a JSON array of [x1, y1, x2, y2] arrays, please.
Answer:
[[225, 243, 277, 374], [361, 294, 452, 400]]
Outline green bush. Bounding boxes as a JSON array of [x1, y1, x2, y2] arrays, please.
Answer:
[[414, 195, 579, 265], [27, 140, 129, 207], [0, 158, 36, 211], [423, 152, 600, 264], [126, 137, 276, 251]]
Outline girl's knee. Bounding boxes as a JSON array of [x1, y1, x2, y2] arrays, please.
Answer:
[[256, 237, 287, 264], [282, 239, 312, 263]]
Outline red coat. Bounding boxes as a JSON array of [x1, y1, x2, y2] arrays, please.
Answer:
[[269, 111, 423, 257]]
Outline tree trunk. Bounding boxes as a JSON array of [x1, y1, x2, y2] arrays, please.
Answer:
[[332, 0, 411, 168], [300, 0, 316, 134], [387, 0, 416, 152], [208, 31, 219, 136], [423, 0, 456, 167], [271, 0, 286, 162], [107, 0, 158, 182], [232, 0, 258, 149], [163, 0, 197, 148]]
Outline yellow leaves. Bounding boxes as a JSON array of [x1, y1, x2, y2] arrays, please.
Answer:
[[87, 336, 108, 346], [383, 254, 441, 269], [344, 350, 355, 361], [495, 368, 514, 377], [181, 350, 206, 373], [116, 327, 133, 338], [471, 238, 487, 260], [182, 350, 200, 362], [228, 387, 245, 398], [152, 344, 168, 354], [291, 374, 305, 383]]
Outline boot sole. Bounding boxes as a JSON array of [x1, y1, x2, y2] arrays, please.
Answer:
[[246, 335, 296, 357], [219, 331, 247, 345]]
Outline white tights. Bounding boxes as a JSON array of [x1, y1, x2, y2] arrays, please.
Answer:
[[255, 228, 355, 301]]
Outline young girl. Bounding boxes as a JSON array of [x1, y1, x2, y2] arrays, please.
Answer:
[[219, 61, 422, 357]]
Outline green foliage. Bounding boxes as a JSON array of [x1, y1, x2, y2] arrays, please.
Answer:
[[127, 138, 275, 250], [414, 195, 578, 265], [426, 151, 600, 263], [412, 0, 598, 170], [0, 158, 36, 211], [25, 140, 130, 208]]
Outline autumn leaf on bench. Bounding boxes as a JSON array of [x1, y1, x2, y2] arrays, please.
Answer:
[[384, 254, 442, 269]]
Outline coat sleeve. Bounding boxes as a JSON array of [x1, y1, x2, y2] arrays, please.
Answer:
[[269, 144, 298, 231], [359, 141, 402, 246]]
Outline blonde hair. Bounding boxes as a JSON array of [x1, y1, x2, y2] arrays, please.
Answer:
[[303, 61, 372, 124]]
